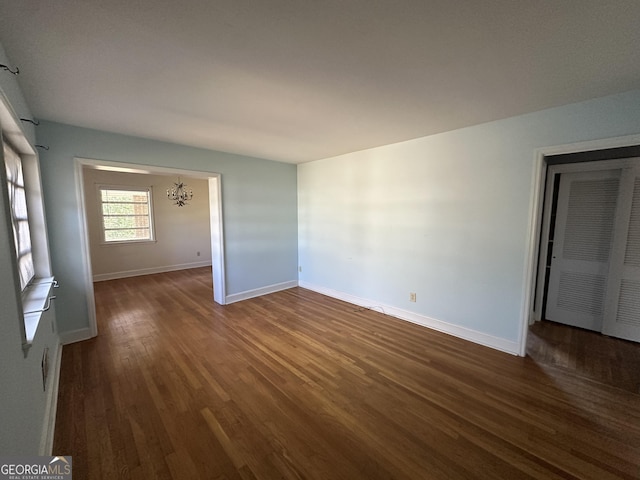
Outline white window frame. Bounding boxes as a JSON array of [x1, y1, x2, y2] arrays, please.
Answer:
[[97, 184, 156, 245]]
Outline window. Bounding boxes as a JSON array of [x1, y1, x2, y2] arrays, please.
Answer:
[[4, 141, 35, 290], [99, 186, 155, 243], [1, 129, 54, 348]]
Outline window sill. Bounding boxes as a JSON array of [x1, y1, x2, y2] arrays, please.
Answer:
[[22, 276, 56, 346], [99, 239, 157, 246]]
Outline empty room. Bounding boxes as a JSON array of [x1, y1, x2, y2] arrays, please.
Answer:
[[1, 1, 639, 479]]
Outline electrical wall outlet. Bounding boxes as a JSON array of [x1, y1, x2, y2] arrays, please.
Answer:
[[298, 266, 303, 272], [196, 251, 201, 256], [410, 292, 416, 302]]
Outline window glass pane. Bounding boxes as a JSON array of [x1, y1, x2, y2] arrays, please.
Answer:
[[133, 203, 149, 215], [103, 215, 150, 230], [102, 202, 149, 216], [4, 148, 21, 184], [104, 228, 151, 242], [17, 220, 32, 255], [18, 252, 34, 287], [13, 187, 28, 219], [102, 189, 149, 203], [3, 142, 35, 290], [103, 203, 132, 215]]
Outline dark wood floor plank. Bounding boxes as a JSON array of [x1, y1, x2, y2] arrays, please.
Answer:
[[53, 267, 640, 479], [528, 319, 640, 394]]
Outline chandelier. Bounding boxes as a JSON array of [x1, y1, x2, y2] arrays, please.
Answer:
[[167, 177, 193, 207]]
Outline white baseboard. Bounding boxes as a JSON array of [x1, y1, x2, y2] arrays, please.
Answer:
[[39, 343, 62, 455], [225, 280, 299, 304], [93, 261, 212, 282], [299, 282, 521, 356], [59, 327, 94, 345]]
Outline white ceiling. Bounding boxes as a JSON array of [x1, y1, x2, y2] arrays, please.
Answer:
[[1, 1, 639, 164]]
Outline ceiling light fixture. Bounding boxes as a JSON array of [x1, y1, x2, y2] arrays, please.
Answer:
[[167, 177, 193, 207]]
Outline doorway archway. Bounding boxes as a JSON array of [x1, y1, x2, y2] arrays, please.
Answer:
[[74, 157, 226, 338]]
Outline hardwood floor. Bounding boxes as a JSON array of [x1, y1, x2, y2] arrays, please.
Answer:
[[527, 319, 640, 395], [53, 268, 640, 479]]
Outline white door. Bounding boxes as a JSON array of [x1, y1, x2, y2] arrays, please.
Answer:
[[546, 170, 620, 331], [603, 166, 640, 342]]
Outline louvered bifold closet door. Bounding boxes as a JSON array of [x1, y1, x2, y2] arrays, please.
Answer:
[[603, 166, 640, 342], [546, 170, 620, 331]]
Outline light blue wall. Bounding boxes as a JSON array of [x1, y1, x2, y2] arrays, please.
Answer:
[[0, 43, 61, 454], [298, 89, 640, 346], [36, 121, 298, 333]]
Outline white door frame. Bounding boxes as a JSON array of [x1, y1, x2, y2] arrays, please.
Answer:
[[74, 157, 226, 339], [520, 133, 640, 356], [533, 159, 640, 323]]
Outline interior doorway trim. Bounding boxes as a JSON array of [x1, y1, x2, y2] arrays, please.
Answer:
[[519, 133, 640, 356], [74, 157, 226, 340]]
